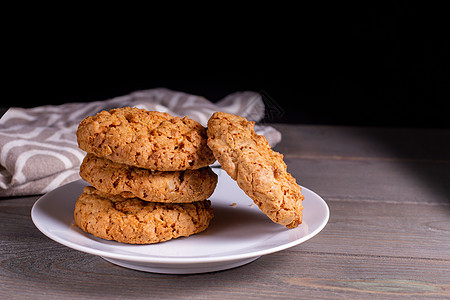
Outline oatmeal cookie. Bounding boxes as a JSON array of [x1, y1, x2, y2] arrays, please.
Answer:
[[79, 153, 218, 203], [207, 112, 303, 229], [74, 186, 214, 244], [77, 107, 215, 171]]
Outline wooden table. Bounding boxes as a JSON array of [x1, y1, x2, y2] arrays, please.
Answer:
[[1, 124, 449, 299]]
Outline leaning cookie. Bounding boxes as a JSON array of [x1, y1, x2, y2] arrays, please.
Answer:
[[79, 153, 218, 203], [74, 186, 214, 244], [77, 107, 216, 171], [207, 112, 303, 229]]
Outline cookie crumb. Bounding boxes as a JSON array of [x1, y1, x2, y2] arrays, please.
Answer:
[[230, 203, 237, 207]]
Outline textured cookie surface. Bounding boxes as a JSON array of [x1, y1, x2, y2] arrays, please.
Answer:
[[80, 153, 218, 203], [77, 107, 216, 171], [207, 112, 303, 229], [74, 186, 214, 244]]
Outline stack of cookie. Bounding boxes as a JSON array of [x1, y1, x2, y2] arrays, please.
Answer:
[[74, 107, 217, 244]]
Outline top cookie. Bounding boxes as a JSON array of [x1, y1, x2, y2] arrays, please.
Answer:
[[77, 107, 216, 171], [207, 112, 304, 229]]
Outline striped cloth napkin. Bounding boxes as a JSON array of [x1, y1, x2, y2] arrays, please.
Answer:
[[0, 88, 281, 196]]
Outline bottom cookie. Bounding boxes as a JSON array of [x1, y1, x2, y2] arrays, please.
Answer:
[[74, 186, 214, 244]]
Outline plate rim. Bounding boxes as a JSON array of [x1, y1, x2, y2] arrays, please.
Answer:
[[31, 177, 329, 265]]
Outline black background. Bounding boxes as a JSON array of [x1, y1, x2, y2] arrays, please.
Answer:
[[5, 3, 449, 128]]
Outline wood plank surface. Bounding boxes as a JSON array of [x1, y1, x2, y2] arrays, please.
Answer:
[[272, 124, 450, 161], [284, 157, 450, 204], [1, 124, 450, 299], [1, 197, 449, 299]]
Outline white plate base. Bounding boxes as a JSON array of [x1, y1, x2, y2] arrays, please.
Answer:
[[102, 256, 261, 274]]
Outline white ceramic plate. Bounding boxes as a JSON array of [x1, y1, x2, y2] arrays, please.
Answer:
[[31, 168, 329, 274]]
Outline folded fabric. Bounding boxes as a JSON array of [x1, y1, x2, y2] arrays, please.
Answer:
[[0, 88, 281, 197]]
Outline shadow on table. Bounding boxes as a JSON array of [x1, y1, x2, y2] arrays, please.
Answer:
[[353, 127, 450, 206], [274, 124, 450, 210]]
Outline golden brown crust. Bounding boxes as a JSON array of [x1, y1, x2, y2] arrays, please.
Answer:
[[74, 186, 214, 244], [207, 112, 303, 228], [79, 154, 218, 203], [76, 107, 216, 171]]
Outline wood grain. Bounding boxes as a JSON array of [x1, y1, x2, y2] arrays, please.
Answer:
[[285, 157, 450, 204], [1, 124, 450, 299], [298, 199, 450, 260], [272, 124, 450, 162]]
